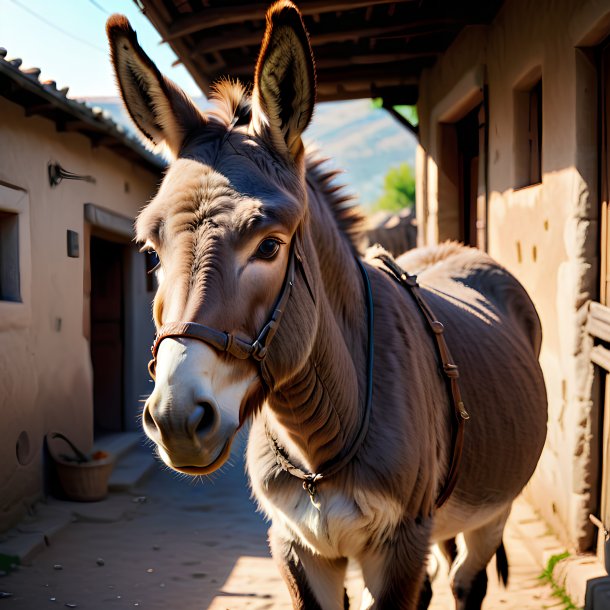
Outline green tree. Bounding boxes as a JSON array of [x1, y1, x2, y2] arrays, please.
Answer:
[[372, 163, 415, 213]]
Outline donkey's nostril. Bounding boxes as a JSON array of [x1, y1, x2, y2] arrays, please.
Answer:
[[196, 401, 216, 434], [186, 402, 217, 437], [143, 405, 156, 430], [143, 404, 161, 442]]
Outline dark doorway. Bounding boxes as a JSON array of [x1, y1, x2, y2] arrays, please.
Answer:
[[456, 104, 481, 247], [90, 236, 125, 435]]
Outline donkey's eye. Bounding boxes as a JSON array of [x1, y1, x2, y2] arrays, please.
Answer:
[[255, 238, 281, 260], [145, 249, 161, 274]]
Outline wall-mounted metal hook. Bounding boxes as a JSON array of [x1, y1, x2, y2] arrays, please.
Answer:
[[48, 162, 96, 187]]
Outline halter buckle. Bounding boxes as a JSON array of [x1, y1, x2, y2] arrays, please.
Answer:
[[251, 319, 277, 361], [251, 340, 268, 361]]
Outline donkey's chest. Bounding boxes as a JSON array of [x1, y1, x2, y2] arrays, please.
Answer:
[[252, 473, 403, 558]]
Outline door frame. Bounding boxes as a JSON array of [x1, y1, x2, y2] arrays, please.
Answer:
[[428, 65, 488, 249], [84, 204, 136, 435]]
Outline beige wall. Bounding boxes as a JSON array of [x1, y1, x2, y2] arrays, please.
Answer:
[[0, 97, 159, 532], [417, 0, 610, 551]]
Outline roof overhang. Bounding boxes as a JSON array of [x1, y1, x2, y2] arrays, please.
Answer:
[[0, 50, 165, 172], [136, 0, 503, 104]]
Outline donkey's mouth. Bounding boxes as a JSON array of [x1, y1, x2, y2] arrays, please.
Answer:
[[160, 435, 235, 476]]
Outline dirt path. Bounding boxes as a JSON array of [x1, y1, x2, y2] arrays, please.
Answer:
[[1, 437, 560, 609]]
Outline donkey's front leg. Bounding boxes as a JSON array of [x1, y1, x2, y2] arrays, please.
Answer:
[[269, 524, 349, 610], [358, 517, 432, 610]]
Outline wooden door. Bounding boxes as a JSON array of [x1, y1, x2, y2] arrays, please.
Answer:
[[90, 236, 125, 435], [456, 104, 481, 247], [592, 37, 610, 556], [601, 41, 610, 306]]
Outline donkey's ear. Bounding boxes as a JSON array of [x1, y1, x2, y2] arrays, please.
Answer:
[[252, 1, 316, 158], [106, 15, 205, 157]]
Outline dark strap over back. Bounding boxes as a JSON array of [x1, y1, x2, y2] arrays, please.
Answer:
[[375, 253, 469, 509], [266, 256, 375, 505]]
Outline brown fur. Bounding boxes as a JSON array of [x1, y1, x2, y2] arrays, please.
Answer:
[[108, 3, 547, 609]]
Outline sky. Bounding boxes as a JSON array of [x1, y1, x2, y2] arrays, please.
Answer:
[[0, 0, 200, 98], [0, 0, 417, 208]]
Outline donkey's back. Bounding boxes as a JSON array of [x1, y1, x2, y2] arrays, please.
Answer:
[[397, 242, 547, 500]]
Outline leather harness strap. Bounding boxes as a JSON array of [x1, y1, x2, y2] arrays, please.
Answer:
[[148, 239, 298, 382], [375, 253, 469, 509], [146, 238, 467, 510], [265, 256, 375, 506]]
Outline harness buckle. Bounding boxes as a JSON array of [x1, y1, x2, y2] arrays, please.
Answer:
[[251, 319, 278, 361], [443, 362, 459, 378], [458, 401, 470, 420], [431, 321, 445, 334], [251, 340, 268, 361], [401, 272, 418, 288], [303, 475, 322, 510]]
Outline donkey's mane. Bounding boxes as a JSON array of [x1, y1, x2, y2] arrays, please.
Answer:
[[207, 79, 366, 251], [305, 154, 366, 252], [207, 78, 252, 127]]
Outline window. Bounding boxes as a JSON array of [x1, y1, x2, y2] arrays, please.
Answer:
[[514, 76, 542, 188], [0, 210, 21, 302], [0, 184, 31, 329]]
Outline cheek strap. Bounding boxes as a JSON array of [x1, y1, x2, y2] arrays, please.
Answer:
[[148, 238, 298, 381]]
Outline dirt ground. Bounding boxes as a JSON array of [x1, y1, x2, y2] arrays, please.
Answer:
[[0, 435, 560, 610]]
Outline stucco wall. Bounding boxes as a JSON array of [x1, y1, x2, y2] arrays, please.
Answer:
[[417, 0, 610, 551], [0, 97, 159, 532]]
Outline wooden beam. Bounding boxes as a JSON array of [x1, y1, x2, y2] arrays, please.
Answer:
[[383, 103, 419, 137], [164, 0, 413, 41], [92, 136, 125, 148], [139, 0, 210, 94], [223, 51, 438, 76], [58, 120, 100, 133], [24, 101, 57, 116], [592, 344, 610, 372], [191, 21, 454, 56], [316, 84, 418, 103], [228, 71, 418, 92], [375, 87, 419, 106], [588, 302, 610, 343], [323, 61, 423, 84]]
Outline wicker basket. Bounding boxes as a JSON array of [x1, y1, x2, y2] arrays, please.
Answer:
[[55, 457, 114, 502]]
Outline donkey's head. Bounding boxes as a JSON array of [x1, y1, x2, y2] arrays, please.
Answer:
[[107, 1, 318, 474]]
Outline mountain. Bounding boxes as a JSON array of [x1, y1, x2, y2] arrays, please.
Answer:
[[82, 96, 417, 210]]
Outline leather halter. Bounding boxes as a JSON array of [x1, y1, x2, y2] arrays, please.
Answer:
[[265, 253, 468, 511], [148, 239, 298, 383], [375, 253, 469, 509], [147, 240, 468, 511]]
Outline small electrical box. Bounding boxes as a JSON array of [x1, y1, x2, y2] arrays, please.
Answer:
[[67, 230, 79, 258]]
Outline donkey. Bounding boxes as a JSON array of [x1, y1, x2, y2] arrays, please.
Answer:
[[106, 3, 547, 608]]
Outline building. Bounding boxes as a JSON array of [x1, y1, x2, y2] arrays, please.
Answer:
[[415, 0, 609, 567], [0, 48, 163, 532]]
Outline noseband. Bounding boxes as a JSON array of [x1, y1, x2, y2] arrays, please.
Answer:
[[148, 239, 299, 383]]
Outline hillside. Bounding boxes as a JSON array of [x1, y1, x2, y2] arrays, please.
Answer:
[[83, 96, 417, 209]]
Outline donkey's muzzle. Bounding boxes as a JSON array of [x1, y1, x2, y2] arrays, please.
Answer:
[[142, 389, 232, 472]]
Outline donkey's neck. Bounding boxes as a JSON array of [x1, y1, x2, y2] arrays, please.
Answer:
[[265, 179, 368, 472]]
